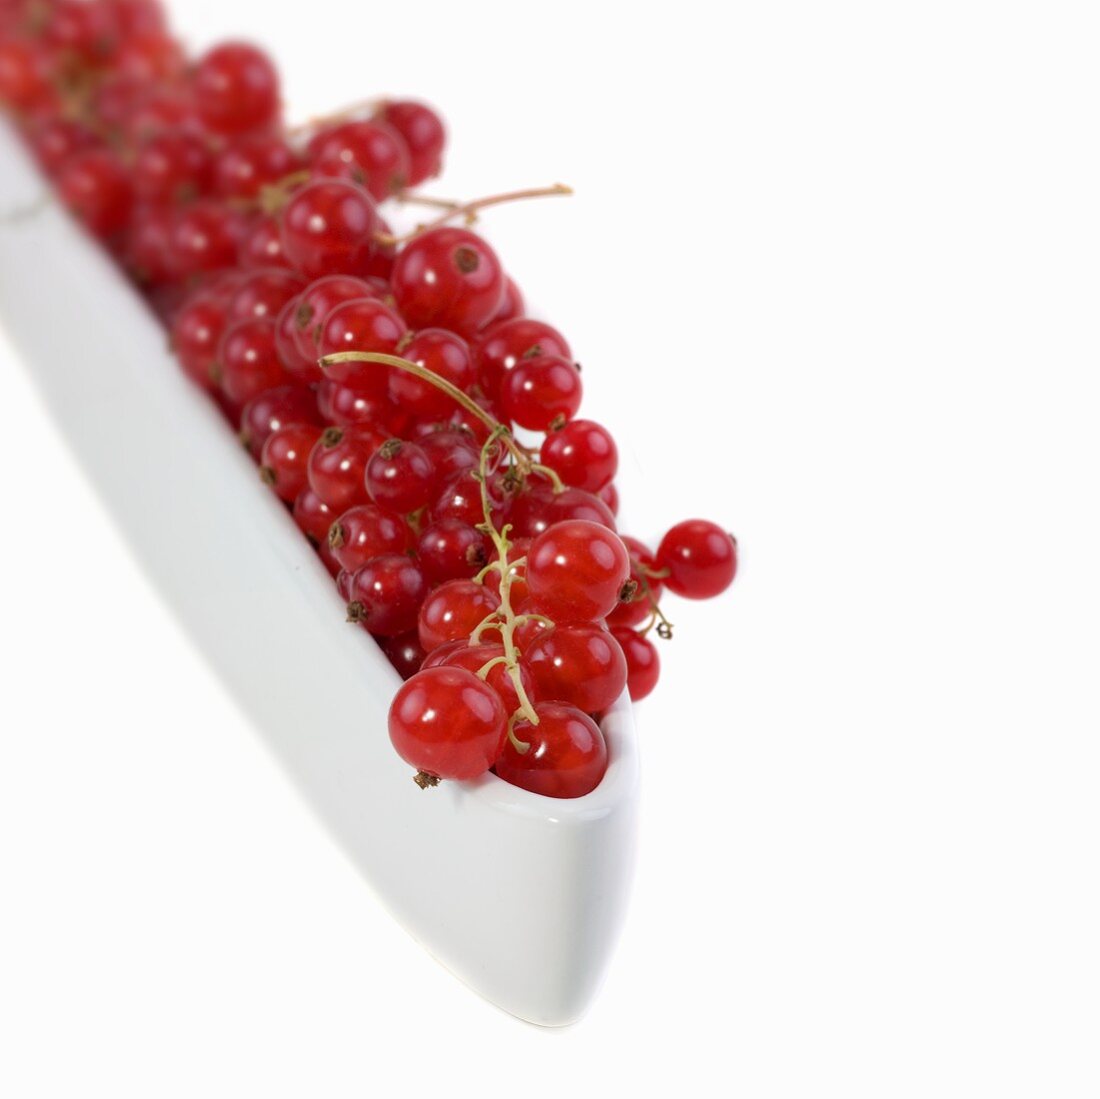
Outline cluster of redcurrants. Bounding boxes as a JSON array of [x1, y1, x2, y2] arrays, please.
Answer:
[[1, 0, 739, 799]]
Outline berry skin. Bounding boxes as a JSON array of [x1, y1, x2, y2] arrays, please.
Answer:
[[391, 227, 504, 334], [280, 179, 380, 280], [381, 632, 427, 680], [417, 579, 500, 652], [213, 135, 301, 200], [193, 42, 280, 136], [23, 117, 98, 176], [239, 214, 292, 270], [168, 201, 244, 277], [474, 317, 571, 402], [239, 384, 320, 459], [291, 274, 381, 362], [431, 470, 502, 527], [228, 268, 305, 322], [525, 625, 628, 715], [416, 520, 491, 585], [388, 666, 507, 783], [260, 423, 322, 502], [388, 329, 475, 419], [656, 519, 738, 599], [345, 554, 427, 637], [316, 297, 406, 393], [171, 290, 228, 390], [376, 100, 445, 185], [414, 429, 479, 483], [422, 640, 536, 712], [327, 503, 412, 573], [525, 520, 631, 623], [317, 381, 405, 433], [292, 488, 336, 545], [131, 130, 212, 204], [607, 535, 664, 629], [0, 39, 54, 111], [366, 439, 436, 514], [56, 150, 133, 239], [306, 424, 384, 512], [599, 482, 619, 516], [490, 276, 525, 326], [500, 353, 583, 431], [495, 702, 608, 799], [539, 419, 618, 493], [216, 317, 286, 411], [611, 627, 660, 701], [308, 119, 411, 202]]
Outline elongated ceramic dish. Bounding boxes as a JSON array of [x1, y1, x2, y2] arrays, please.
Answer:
[[0, 121, 640, 1026]]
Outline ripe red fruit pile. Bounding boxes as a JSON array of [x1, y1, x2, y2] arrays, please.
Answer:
[[2, 0, 739, 799]]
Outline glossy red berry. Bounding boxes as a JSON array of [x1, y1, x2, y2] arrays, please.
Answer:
[[317, 380, 405, 433], [239, 213, 291, 270], [500, 353, 582, 431], [168, 200, 244, 277], [376, 100, 445, 186], [611, 627, 660, 701], [525, 625, 628, 714], [656, 519, 738, 599], [23, 117, 98, 175], [308, 119, 410, 201], [474, 317, 571, 402], [228, 268, 305, 322], [0, 39, 54, 110], [526, 520, 630, 623], [132, 130, 211, 204], [414, 429, 479, 482], [416, 520, 491, 585], [391, 227, 504, 334], [388, 329, 474, 419], [316, 297, 406, 392], [291, 274, 380, 361], [607, 535, 663, 628], [366, 438, 436, 514], [193, 41, 280, 136], [123, 203, 175, 286], [213, 134, 300, 199], [56, 149, 133, 239], [280, 179, 379, 280], [259, 422, 322, 502], [345, 553, 427, 637], [216, 317, 286, 410], [490, 276, 525, 326], [306, 424, 384, 512], [539, 418, 617, 493], [327, 503, 411, 573], [418, 579, 500, 652], [423, 640, 536, 712], [239, 384, 320, 459], [170, 290, 228, 390], [380, 631, 427, 680], [388, 666, 507, 783], [495, 702, 608, 798], [292, 488, 336, 545]]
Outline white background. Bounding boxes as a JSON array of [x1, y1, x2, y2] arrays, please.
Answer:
[[2, 1, 1098, 1095]]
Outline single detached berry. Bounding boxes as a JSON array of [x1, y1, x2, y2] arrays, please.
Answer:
[[656, 519, 738, 599]]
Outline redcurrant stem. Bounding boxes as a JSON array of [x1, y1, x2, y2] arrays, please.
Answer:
[[475, 655, 509, 679], [287, 96, 382, 138], [374, 183, 574, 246], [257, 169, 313, 214], [395, 190, 462, 211], [317, 351, 565, 490]]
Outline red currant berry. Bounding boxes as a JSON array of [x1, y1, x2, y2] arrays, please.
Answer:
[[274, 295, 318, 382], [113, 30, 184, 83], [414, 428, 479, 482], [610, 627, 660, 701], [171, 289, 228, 390], [388, 329, 474, 419], [380, 631, 427, 680], [317, 380, 406, 433], [123, 202, 175, 286], [292, 487, 336, 545], [213, 134, 300, 200], [193, 41, 280, 136], [289, 274, 379, 361], [132, 130, 211, 204], [327, 503, 411, 573], [56, 149, 133, 239], [346, 553, 427, 637], [598, 481, 619, 516], [508, 483, 617, 538], [423, 640, 536, 712], [24, 117, 98, 175], [417, 579, 500, 653], [539, 418, 617, 493], [228, 268, 305, 322], [308, 119, 410, 202], [44, 0, 117, 63], [168, 200, 244, 277], [607, 535, 664, 629], [501, 354, 582, 431], [388, 666, 507, 783], [0, 39, 54, 111], [656, 520, 738, 599], [495, 702, 608, 798], [489, 275, 525, 326], [416, 520, 491, 585], [260, 422, 322, 502], [239, 384, 320, 459], [239, 213, 291, 270], [391, 227, 504, 334], [376, 100, 445, 186], [526, 520, 630, 622], [474, 317, 571, 402], [525, 625, 628, 714], [366, 438, 436, 514], [317, 297, 406, 393], [307, 424, 385, 512], [216, 317, 286, 410], [280, 179, 379, 280], [430, 470, 498, 527]]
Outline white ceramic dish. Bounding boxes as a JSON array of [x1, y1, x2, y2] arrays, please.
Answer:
[[0, 121, 640, 1026]]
